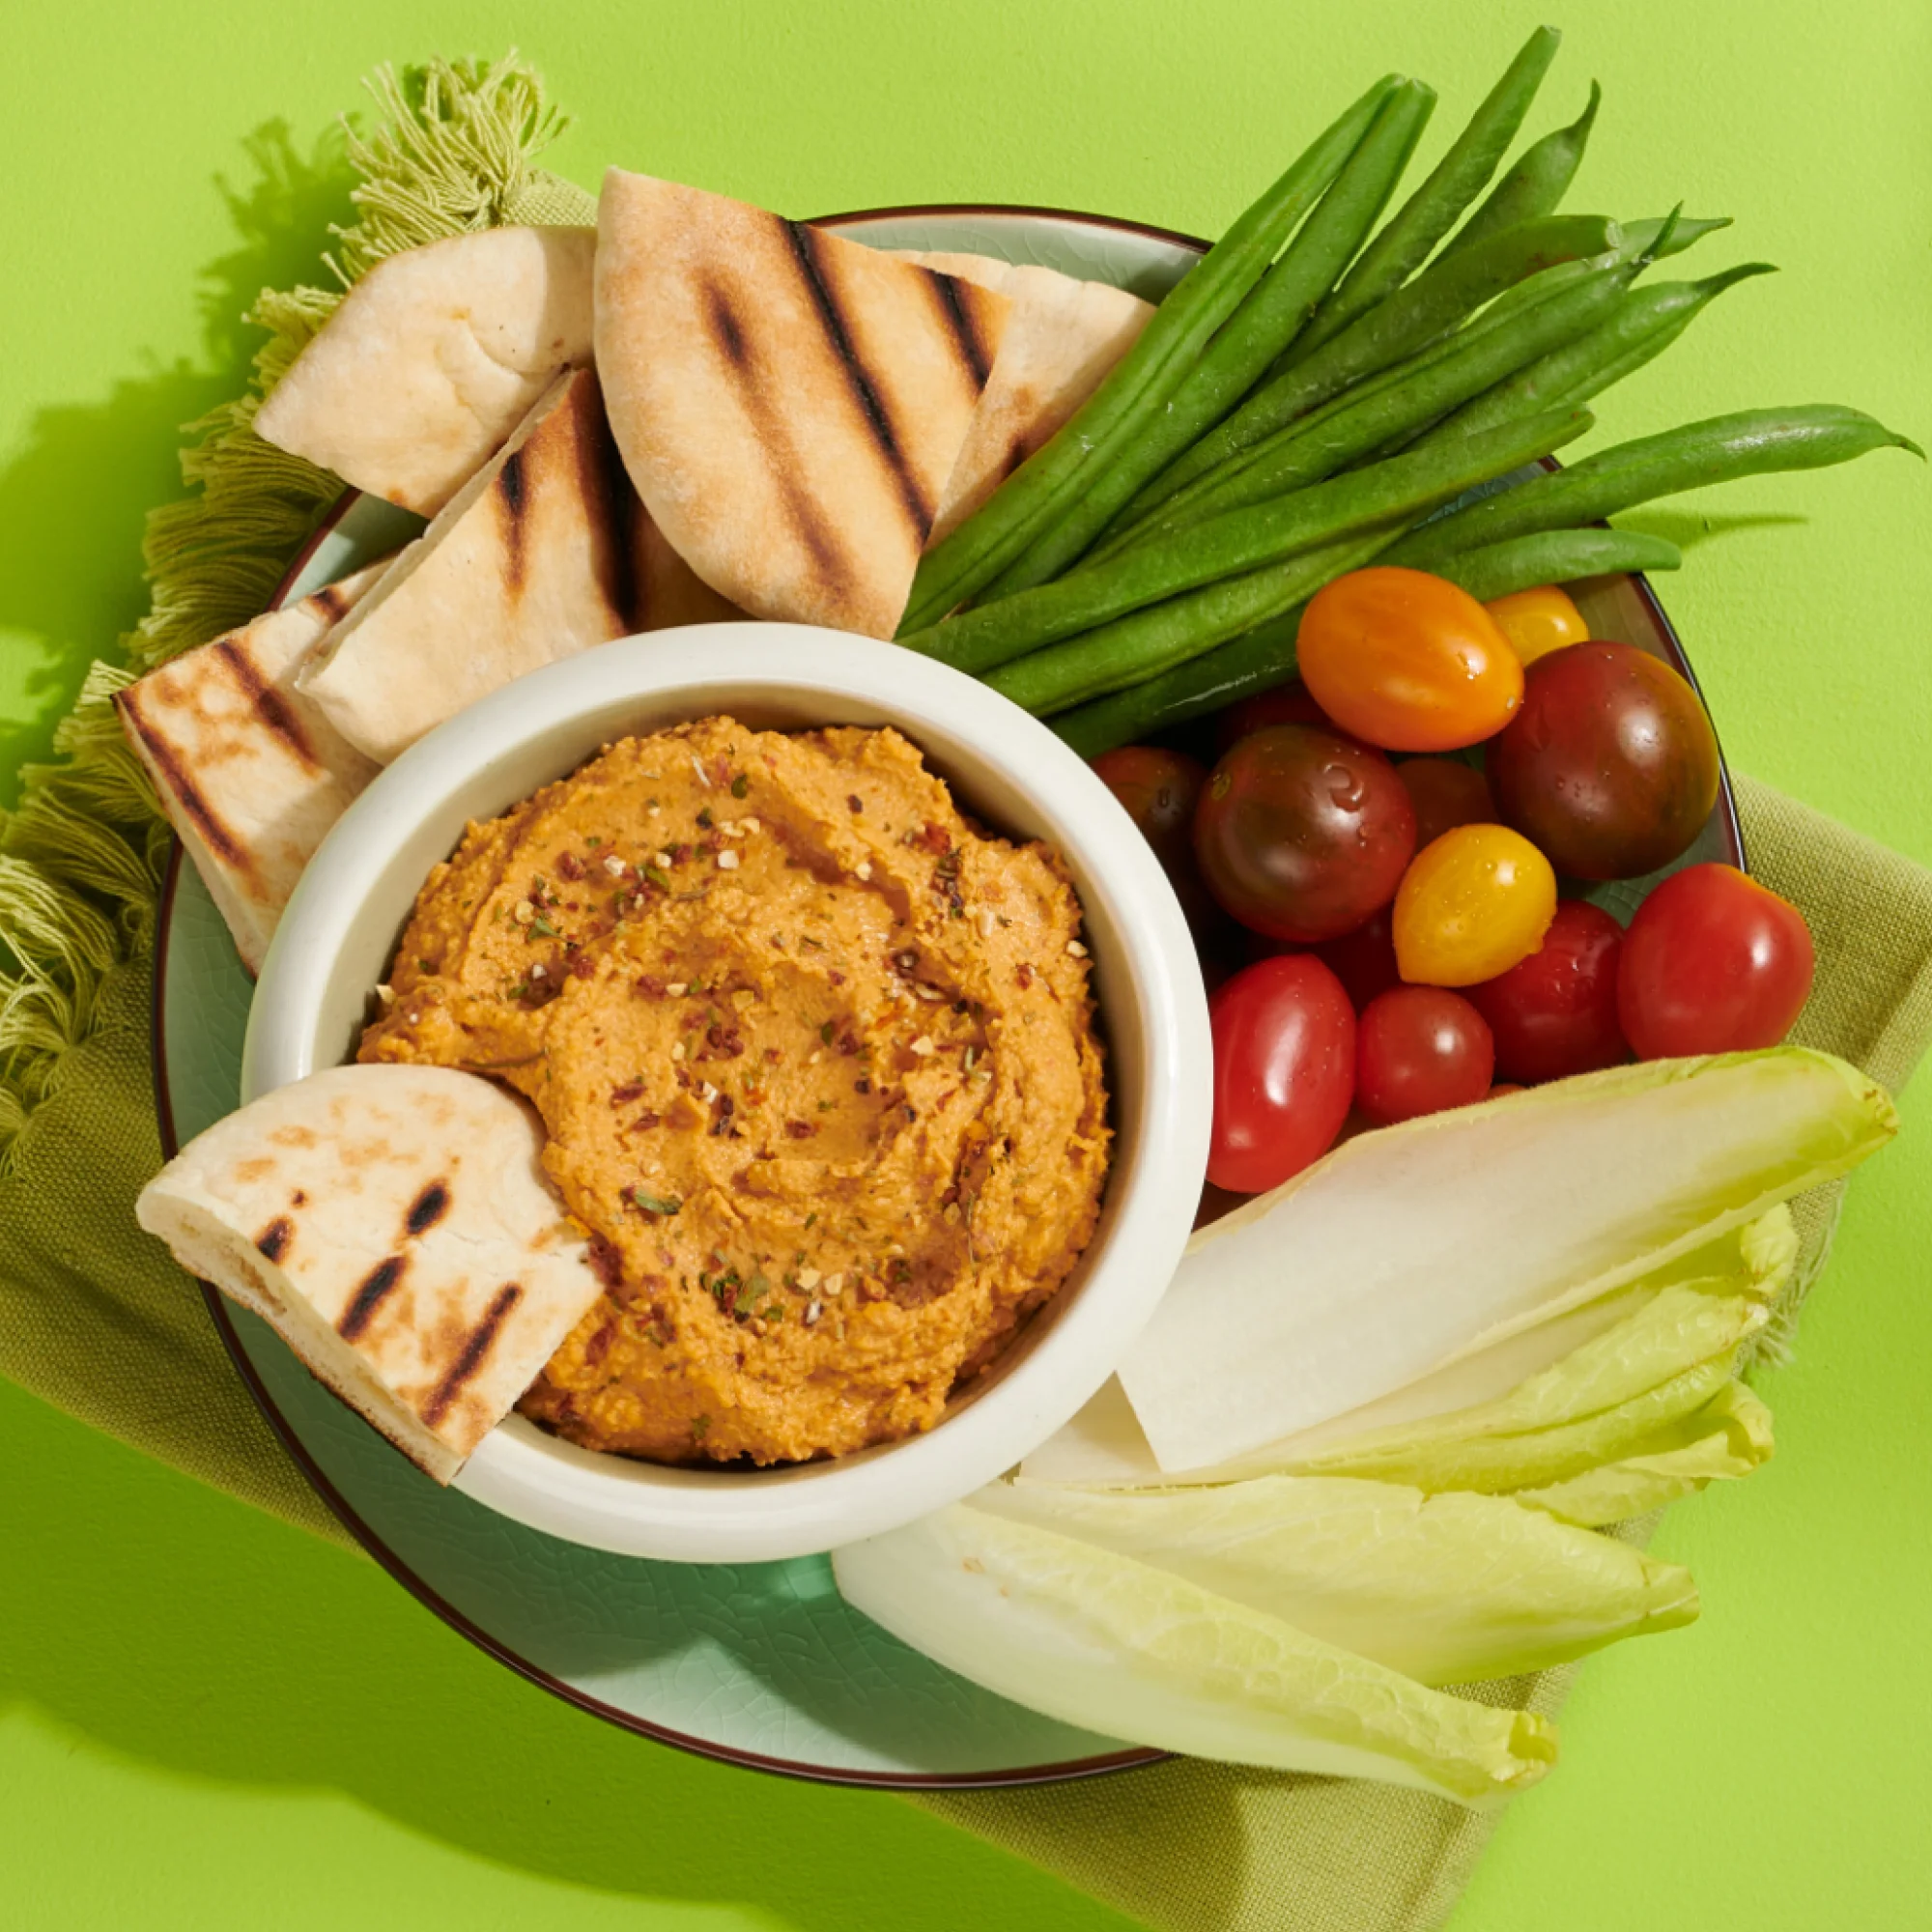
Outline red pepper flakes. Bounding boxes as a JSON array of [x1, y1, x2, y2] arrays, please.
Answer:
[[571, 952, 596, 980], [1016, 962, 1035, 989], [847, 794, 865, 813], [610, 1081, 646, 1107], [785, 1120, 818, 1140], [635, 974, 668, 999], [917, 821, 952, 855], [555, 850, 584, 882], [584, 1321, 616, 1369]]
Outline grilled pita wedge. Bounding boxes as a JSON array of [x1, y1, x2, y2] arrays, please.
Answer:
[[300, 367, 633, 764], [889, 248, 1153, 542], [595, 170, 1010, 639], [255, 225, 596, 517], [116, 561, 389, 973], [136, 1065, 605, 1484]]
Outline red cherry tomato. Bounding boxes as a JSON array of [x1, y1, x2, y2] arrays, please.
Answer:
[[1356, 985, 1495, 1124], [1616, 864, 1815, 1059], [1207, 955, 1357, 1192], [1194, 725, 1417, 943], [1487, 641, 1720, 880], [1092, 745, 1226, 945], [1396, 757, 1496, 850], [1312, 905, 1402, 1011], [1466, 898, 1629, 1083], [1214, 680, 1345, 753], [1297, 567, 1524, 752]]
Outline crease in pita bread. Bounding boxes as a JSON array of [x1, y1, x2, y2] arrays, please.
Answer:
[[889, 247, 1154, 542], [595, 170, 1011, 638], [255, 225, 597, 517], [115, 559, 390, 974], [298, 367, 635, 764], [135, 1065, 605, 1484]]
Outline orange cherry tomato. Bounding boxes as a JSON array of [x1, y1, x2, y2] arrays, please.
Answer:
[[1297, 567, 1524, 753], [1394, 824, 1557, 987], [1484, 584, 1589, 668]]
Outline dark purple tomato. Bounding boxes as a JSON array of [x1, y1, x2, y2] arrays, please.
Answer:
[[1466, 898, 1629, 1084], [1213, 679, 1350, 754], [1193, 724, 1418, 943], [1487, 641, 1720, 880], [1312, 905, 1402, 1011], [1207, 954, 1357, 1192], [1396, 756, 1497, 851], [1356, 985, 1495, 1124], [1092, 744, 1227, 946]]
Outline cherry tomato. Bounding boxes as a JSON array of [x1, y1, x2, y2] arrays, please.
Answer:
[[1296, 566, 1524, 752], [1092, 745, 1226, 945], [1487, 1083, 1526, 1098], [1396, 756, 1496, 850], [1393, 824, 1558, 987], [1194, 724, 1417, 943], [1214, 679, 1346, 753], [1356, 985, 1495, 1124], [1488, 641, 1720, 880], [1312, 905, 1402, 1010], [1617, 864, 1815, 1059], [1466, 898, 1628, 1083], [1484, 583, 1589, 668], [1208, 955, 1357, 1192]]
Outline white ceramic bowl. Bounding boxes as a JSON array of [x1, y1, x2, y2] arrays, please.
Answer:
[[244, 625, 1211, 1563]]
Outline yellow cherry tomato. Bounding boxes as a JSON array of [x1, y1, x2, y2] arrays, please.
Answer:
[[1484, 584, 1589, 668], [1394, 824, 1558, 986], [1297, 567, 1523, 752]]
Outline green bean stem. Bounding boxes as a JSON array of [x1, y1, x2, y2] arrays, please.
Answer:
[[1296, 24, 1564, 355], [981, 408, 1591, 716], [1103, 256, 1631, 554], [1445, 80, 1602, 257], [895, 76, 1398, 634], [1431, 528, 1684, 602], [1417, 263, 1776, 446], [903, 406, 1592, 674], [1048, 526, 1685, 759], [1388, 406, 1923, 569], [976, 81, 1435, 600], [1127, 213, 1619, 518]]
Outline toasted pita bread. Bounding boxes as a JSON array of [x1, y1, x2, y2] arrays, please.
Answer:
[[595, 170, 1010, 639], [116, 562, 390, 973], [629, 503, 750, 628], [299, 367, 633, 764], [255, 226, 596, 517], [136, 1065, 605, 1483], [889, 248, 1153, 543]]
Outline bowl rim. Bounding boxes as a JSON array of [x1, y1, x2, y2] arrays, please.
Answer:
[[151, 196, 1743, 1789]]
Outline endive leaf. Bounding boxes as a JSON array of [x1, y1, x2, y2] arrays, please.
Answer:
[[975, 1474, 1699, 1685], [833, 1502, 1556, 1805]]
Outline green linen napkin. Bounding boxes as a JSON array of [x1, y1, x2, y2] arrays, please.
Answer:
[[2, 775, 1926, 1932]]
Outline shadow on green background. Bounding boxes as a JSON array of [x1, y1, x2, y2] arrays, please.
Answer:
[[0, 123, 353, 806]]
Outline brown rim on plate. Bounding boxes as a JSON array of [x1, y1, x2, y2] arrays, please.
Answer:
[[151, 204, 1743, 1792]]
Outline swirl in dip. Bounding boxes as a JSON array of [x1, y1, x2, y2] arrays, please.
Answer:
[[360, 715, 1110, 1463]]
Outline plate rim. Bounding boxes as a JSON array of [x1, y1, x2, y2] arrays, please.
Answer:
[[151, 197, 1743, 1791]]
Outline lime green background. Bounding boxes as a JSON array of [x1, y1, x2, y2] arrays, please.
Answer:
[[3, 2, 1929, 1925]]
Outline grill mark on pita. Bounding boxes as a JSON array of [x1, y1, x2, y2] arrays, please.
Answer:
[[114, 692, 251, 871], [931, 272, 994, 388], [255, 1216, 294, 1263], [339, 1254, 406, 1341], [497, 448, 529, 597], [405, 1181, 450, 1237], [699, 278, 849, 584], [781, 218, 932, 538], [213, 638, 321, 772], [574, 378, 638, 631], [309, 582, 351, 622], [422, 1283, 523, 1428]]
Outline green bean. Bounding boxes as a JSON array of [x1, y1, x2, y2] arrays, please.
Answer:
[[982, 408, 1591, 716], [1416, 263, 1776, 446], [1296, 24, 1564, 355], [903, 407, 1592, 674], [1102, 256, 1631, 555], [1388, 406, 1923, 569], [1615, 213, 1731, 264], [895, 76, 1398, 635], [1431, 528, 1684, 602], [974, 81, 1435, 600], [1047, 526, 1686, 760], [1127, 213, 1619, 518], [1445, 81, 1601, 257]]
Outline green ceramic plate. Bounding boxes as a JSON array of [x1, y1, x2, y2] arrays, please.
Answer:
[[152, 204, 1742, 1788]]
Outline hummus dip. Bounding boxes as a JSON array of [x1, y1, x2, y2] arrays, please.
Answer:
[[360, 716, 1110, 1464]]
